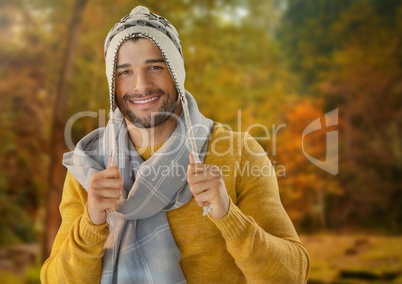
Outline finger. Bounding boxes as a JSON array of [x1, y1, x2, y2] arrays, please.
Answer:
[[189, 179, 220, 195], [94, 177, 122, 191], [189, 182, 209, 196], [95, 188, 122, 199], [194, 200, 210, 208], [193, 190, 213, 208], [187, 153, 194, 177], [188, 165, 222, 184], [108, 155, 119, 168], [188, 172, 212, 185], [187, 153, 200, 176], [99, 166, 121, 179], [189, 152, 195, 164], [209, 165, 222, 178], [102, 198, 120, 211], [107, 156, 112, 168], [187, 163, 207, 178]]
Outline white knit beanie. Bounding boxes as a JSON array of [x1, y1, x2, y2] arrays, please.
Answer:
[[104, 6, 201, 164]]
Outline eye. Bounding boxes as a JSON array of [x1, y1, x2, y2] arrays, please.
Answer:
[[149, 65, 163, 71], [118, 70, 131, 76]]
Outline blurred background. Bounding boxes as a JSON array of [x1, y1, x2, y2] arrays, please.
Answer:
[[0, 0, 401, 283]]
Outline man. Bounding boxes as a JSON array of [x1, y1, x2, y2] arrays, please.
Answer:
[[41, 5, 309, 283]]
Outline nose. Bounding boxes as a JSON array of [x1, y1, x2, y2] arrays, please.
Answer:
[[134, 70, 152, 93]]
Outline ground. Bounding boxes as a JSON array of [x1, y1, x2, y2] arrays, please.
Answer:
[[301, 235, 402, 284], [0, 235, 401, 283]]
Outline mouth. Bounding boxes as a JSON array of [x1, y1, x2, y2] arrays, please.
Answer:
[[128, 95, 161, 106]]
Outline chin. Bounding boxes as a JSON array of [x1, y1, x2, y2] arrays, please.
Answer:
[[128, 113, 172, 129]]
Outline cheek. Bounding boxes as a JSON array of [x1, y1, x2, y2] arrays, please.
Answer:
[[115, 80, 123, 92], [163, 78, 177, 95], [115, 89, 121, 100], [115, 81, 131, 98], [114, 83, 126, 103]]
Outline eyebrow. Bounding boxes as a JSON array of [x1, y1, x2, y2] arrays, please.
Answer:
[[116, 63, 131, 69], [145, 59, 165, 64], [116, 59, 165, 70]]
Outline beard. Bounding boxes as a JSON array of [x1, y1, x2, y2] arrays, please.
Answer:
[[116, 88, 179, 129]]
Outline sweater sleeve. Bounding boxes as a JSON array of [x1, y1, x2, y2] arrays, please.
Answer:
[[209, 133, 310, 283], [40, 171, 109, 284]]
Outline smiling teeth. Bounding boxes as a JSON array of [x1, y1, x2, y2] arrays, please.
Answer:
[[133, 97, 159, 104]]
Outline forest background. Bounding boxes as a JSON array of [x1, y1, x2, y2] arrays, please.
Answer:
[[0, 0, 401, 283]]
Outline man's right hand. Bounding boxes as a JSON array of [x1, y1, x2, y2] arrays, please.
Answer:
[[87, 158, 123, 225]]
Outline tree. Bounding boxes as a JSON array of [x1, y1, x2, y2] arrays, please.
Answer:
[[276, 99, 342, 231], [43, 0, 89, 260], [319, 1, 402, 231], [0, 1, 49, 246], [278, 0, 402, 231]]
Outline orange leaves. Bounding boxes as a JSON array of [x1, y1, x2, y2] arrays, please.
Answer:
[[274, 99, 342, 229]]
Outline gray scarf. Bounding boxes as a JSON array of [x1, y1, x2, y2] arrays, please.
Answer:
[[63, 91, 213, 283]]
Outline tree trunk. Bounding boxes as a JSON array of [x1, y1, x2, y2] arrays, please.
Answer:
[[43, 0, 88, 261]]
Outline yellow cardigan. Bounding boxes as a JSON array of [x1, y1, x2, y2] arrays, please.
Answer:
[[41, 124, 309, 283]]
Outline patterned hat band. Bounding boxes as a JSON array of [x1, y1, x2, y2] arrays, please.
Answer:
[[104, 8, 183, 58]]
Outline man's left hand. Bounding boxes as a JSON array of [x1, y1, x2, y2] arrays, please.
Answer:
[[187, 153, 229, 219]]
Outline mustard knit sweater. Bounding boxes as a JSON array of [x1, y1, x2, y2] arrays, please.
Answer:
[[41, 125, 309, 283]]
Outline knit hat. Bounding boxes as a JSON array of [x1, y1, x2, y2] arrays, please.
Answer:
[[105, 5, 185, 111], [104, 6, 202, 164]]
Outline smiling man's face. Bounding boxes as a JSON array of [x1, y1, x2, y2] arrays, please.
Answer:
[[115, 38, 181, 128]]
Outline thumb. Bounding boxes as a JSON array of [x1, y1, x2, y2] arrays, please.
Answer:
[[108, 156, 116, 168], [189, 152, 195, 164]]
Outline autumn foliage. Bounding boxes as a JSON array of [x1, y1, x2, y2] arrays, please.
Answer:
[[0, 0, 401, 250]]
